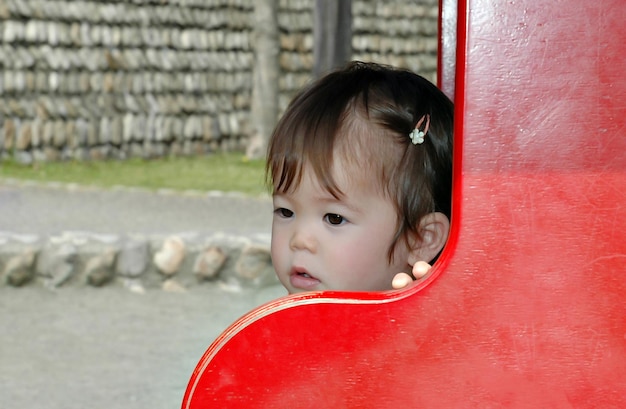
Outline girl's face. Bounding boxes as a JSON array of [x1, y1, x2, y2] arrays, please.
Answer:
[[271, 162, 411, 294]]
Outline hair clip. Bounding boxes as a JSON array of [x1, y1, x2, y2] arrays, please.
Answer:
[[409, 114, 430, 145]]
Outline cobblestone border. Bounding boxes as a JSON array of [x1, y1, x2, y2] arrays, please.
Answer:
[[0, 229, 277, 292]]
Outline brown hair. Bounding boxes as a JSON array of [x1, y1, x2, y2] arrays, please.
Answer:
[[267, 61, 453, 261]]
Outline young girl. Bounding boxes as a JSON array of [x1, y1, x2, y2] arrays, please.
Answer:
[[267, 61, 453, 293]]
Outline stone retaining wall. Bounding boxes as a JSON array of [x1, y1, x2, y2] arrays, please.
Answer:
[[0, 0, 439, 163], [0, 230, 278, 291]]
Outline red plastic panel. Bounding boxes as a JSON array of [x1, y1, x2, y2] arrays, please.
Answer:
[[183, 0, 626, 407]]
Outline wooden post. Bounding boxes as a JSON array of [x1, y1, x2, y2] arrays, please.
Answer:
[[246, 0, 280, 160], [313, 0, 352, 78]]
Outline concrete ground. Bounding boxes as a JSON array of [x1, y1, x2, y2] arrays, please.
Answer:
[[0, 180, 273, 237], [0, 180, 286, 409], [0, 285, 285, 409]]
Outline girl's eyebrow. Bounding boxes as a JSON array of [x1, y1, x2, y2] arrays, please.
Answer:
[[272, 186, 365, 215], [313, 194, 363, 215]]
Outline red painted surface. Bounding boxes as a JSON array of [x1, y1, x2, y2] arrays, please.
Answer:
[[183, 0, 626, 406]]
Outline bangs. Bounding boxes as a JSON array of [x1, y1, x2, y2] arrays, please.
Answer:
[[267, 68, 408, 201], [267, 96, 403, 201], [334, 110, 406, 198], [267, 83, 358, 199]]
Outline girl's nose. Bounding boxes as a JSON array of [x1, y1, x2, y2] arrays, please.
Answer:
[[289, 228, 317, 253]]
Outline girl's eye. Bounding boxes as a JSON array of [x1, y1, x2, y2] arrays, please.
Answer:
[[275, 208, 294, 218], [325, 213, 345, 225]]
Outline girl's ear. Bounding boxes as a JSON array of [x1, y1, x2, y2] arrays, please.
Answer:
[[407, 212, 450, 266]]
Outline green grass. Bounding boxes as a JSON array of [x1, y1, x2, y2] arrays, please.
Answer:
[[0, 153, 269, 196]]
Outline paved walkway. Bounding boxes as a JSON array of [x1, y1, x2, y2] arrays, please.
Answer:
[[0, 180, 286, 409], [0, 179, 273, 236]]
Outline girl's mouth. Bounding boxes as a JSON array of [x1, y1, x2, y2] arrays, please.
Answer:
[[289, 268, 321, 290]]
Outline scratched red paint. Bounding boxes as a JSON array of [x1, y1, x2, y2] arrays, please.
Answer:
[[183, 0, 626, 407]]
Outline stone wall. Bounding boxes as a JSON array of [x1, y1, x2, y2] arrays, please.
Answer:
[[0, 0, 439, 164]]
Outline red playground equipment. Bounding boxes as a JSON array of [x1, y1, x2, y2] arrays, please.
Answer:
[[183, 0, 626, 406]]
